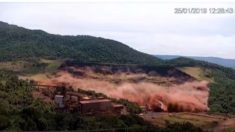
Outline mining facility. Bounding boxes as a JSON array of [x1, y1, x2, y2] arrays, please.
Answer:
[[53, 89, 125, 115]]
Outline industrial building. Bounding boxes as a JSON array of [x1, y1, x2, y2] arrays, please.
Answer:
[[54, 91, 124, 115], [54, 95, 65, 108], [79, 99, 112, 114]]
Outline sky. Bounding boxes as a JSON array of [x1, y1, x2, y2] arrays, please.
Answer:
[[0, 1, 235, 59]]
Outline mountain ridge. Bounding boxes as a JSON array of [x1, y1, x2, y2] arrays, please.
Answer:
[[156, 55, 235, 69], [0, 21, 161, 65]]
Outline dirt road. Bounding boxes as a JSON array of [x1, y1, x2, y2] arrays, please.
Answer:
[[214, 118, 235, 132]]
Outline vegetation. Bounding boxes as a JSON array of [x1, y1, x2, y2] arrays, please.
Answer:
[[116, 99, 142, 114], [1, 21, 235, 130], [177, 67, 213, 82], [164, 122, 203, 132], [155, 113, 221, 131], [208, 69, 235, 114], [157, 55, 235, 69], [166, 57, 235, 115], [0, 59, 62, 77], [0, 71, 204, 131], [0, 71, 151, 131], [0, 21, 161, 65]]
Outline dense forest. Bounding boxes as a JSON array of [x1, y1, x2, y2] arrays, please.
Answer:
[[0, 21, 161, 65]]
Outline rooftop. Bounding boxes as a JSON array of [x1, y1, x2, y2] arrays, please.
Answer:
[[80, 99, 111, 104], [55, 95, 64, 98]]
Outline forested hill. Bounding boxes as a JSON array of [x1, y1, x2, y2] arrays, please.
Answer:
[[156, 55, 235, 69], [0, 21, 161, 65]]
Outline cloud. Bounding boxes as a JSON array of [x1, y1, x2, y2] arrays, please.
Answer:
[[0, 2, 234, 58]]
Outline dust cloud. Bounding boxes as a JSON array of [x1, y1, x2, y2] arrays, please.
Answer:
[[38, 71, 209, 112]]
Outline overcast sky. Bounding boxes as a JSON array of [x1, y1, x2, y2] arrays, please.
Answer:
[[0, 1, 235, 59]]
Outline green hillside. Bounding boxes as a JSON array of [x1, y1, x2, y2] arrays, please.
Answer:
[[0, 21, 161, 65], [156, 55, 235, 69]]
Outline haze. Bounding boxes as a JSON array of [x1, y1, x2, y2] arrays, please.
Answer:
[[0, 1, 235, 59]]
